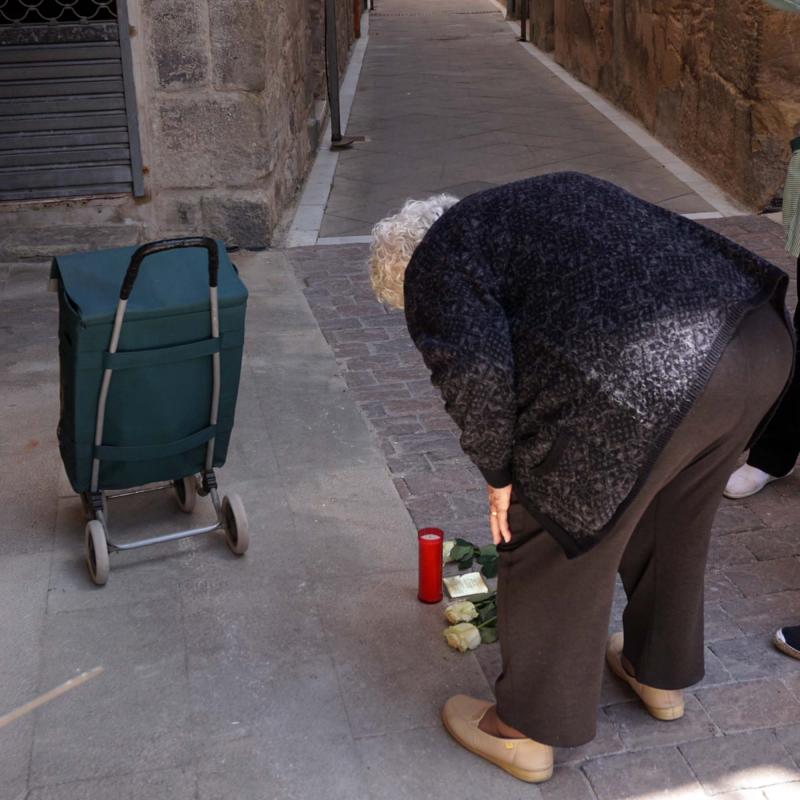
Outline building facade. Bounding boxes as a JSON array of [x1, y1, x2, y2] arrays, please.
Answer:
[[531, 0, 800, 210], [0, 0, 356, 248]]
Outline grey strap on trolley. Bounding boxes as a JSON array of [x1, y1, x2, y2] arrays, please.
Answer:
[[90, 237, 222, 493]]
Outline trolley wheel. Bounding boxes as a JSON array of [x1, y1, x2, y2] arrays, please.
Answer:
[[173, 476, 197, 513], [80, 492, 108, 522], [85, 520, 110, 586], [221, 493, 249, 555]]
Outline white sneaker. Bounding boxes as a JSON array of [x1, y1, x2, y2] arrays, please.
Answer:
[[723, 464, 780, 499]]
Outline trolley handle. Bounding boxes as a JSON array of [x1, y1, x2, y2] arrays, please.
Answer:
[[120, 237, 220, 301]]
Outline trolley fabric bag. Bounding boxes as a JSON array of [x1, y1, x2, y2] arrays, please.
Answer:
[[52, 238, 248, 494]]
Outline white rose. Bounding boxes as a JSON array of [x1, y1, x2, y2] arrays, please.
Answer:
[[442, 540, 456, 563], [444, 601, 479, 624], [443, 622, 481, 652]]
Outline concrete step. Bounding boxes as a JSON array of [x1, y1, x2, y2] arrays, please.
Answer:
[[0, 223, 145, 262]]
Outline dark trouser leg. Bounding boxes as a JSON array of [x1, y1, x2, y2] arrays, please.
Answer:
[[622, 303, 794, 687], [494, 504, 623, 747], [618, 430, 749, 689], [747, 288, 800, 477], [494, 304, 793, 747]]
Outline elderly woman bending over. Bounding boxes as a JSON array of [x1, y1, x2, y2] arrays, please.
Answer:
[[370, 173, 793, 783]]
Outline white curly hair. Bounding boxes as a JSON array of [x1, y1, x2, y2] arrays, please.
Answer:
[[370, 194, 459, 309]]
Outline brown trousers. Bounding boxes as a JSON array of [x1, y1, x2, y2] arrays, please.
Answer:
[[495, 303, 794, 747]]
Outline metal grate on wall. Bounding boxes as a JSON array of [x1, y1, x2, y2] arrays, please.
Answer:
[[0, 0, 144, 201]]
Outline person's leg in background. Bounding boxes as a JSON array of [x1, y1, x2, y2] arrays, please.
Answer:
[[726, 286, 800, 498]]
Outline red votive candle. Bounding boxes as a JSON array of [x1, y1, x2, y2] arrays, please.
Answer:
[[418, 527, 444, 604]]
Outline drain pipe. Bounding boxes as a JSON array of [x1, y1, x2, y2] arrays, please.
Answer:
[[324, 0, 355, 149]]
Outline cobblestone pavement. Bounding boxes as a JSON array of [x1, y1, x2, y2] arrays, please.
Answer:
[[287, 214, 800, 798]]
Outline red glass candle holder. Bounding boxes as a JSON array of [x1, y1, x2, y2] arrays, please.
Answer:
[[418, 527, 444, 604]]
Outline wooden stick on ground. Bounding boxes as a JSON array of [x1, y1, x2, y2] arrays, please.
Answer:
[[0, 666, 104, 730]]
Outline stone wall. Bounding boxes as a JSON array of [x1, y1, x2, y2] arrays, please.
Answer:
[[0, 0, 356, 249], [134, 0, 355, 246], [536, 0, 800, 210]]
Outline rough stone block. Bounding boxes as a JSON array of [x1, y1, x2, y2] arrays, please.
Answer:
[[710, 634, 798, 682], [725, 558, 800, 598], [554, 712, 625, 764], [695, 645, 735, 689], [153, 95, 269, 190], [696, 679, 800, 733], [385, 452, 433, 475], [149, 193, 203, 238], [603, 695, 718, 751], [546, 0, 800, 209], [775, 724, 800, 765], [141, 0, 209, 88], [532, 0, 555, 51], [708, 537, 756, 567], [680, 730, 797, 794], [745, 486, 800, 529], [722, 590, 800, 635], [582, 747, 703, 800], [710, 3, 760, 94], [712, 502, 764, 535], [389, 432, 460, 457], [352, 384, 411, 402], [449, 490, 491, 521], [554, 0, 608, 90], [208, 0, 267, 91], [402, 468, 482, 497], [705, 603, 744, 643], [2, 224, 141, 260], [200, 193, 274, 249], [405, 492, 451, 525]]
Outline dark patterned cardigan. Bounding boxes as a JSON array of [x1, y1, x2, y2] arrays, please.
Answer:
[[404, 173, 790, 557]]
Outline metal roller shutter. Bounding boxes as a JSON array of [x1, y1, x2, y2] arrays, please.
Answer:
[[0, 0, 144, 201]]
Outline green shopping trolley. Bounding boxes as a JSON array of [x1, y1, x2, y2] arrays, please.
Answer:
[[52, 237, 249, 585]]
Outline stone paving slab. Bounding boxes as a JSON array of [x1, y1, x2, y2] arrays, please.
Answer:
[[354, 724, 544, 800], [680, 730, 797, 795], [0, 248, 497, 799], [1, 224, 143, 262]]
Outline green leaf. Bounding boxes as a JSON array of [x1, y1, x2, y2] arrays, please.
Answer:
[[478, 604, 496, 623], [480, 559, 498, 579], [454, 537, 473, 548], [457, 555, 474, 572], [450, 544, 473, 562], [472, 592, 496, 606], [479, 626, 498, 644], [479, 544, 497, 559]]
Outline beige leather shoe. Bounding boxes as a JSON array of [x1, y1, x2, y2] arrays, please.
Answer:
[[441, 695, 553, 783], [606, 633, 684, 721]]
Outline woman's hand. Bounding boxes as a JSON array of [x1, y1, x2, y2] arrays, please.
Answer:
[[488, 484, 512, 545]]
